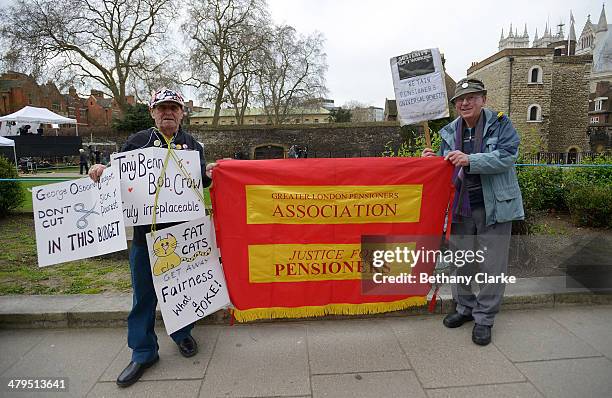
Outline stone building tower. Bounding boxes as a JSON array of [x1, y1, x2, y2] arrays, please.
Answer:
[[467, 45, 591, 153], [499, 24, 530, 51]]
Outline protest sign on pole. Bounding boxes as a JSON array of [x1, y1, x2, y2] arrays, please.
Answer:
[[390, 48, 450, 127], [111, 147, 205, 226], [146, 217, 230, 335], [32, 166, 126, 267]]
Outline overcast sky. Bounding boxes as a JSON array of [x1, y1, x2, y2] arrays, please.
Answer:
[[0, 0, 608, 108], [267, 0, 608, 108]]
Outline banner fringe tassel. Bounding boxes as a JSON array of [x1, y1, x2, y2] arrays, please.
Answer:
[[232, 296, 427, 323]]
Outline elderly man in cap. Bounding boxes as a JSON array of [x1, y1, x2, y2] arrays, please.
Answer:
[[422, 78, 524, 346], [89, 88, 216, 386]]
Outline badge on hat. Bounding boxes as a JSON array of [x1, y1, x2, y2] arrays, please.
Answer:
[[176, 144, 182, 150], [462, 82, 469, 88], [154, 139, 161, 147]]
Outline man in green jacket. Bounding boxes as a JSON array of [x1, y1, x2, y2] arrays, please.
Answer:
[[422, 78, 524, 346]]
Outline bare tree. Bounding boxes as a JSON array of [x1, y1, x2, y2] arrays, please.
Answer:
[[184, 0, 270, 126], [256, 25, 327, 125], [0, 0, 178, 113]]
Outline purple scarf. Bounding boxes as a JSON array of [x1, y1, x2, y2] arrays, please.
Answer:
[[452, 111, 485, 220]]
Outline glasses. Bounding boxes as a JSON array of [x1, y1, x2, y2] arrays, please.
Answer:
[[455, 94, 482, 104]]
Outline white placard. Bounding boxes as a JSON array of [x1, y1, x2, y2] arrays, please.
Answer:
[[146, 217, 230, 335], [390, 48, 450, 125], [111, 147, 205, 226], [32, 166, 127, 267]]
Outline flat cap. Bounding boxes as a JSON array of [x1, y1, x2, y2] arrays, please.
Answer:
[[450, 78, 487, 103]]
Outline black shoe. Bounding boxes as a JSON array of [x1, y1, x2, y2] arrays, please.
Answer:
[[443, 312, 474, 328], [116, 355, 159, 388], [177, 335, 198, 358], [472, 324, 492, 346]]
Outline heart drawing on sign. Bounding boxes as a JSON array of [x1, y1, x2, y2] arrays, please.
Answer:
[[128, 187, 134, 192]]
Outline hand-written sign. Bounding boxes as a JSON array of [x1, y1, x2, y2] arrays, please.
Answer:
[[146, 217, 231, 335], [111, 147, 205, 226], [390, 48, 449, 125], [32, 166, 127, 267]]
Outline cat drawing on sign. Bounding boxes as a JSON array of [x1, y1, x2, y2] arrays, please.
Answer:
[[152, 233, 181, 276]]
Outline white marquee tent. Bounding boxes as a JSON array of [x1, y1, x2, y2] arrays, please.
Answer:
[[0, 136, 17, 169], [0, 106, 78, 136]]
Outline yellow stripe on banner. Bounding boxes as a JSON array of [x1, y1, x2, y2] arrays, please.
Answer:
[[248, 243, 416, 283], [232, 296, 427, 322], [246, 185, 423, 224]]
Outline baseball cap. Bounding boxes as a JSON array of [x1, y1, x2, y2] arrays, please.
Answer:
[[149, 88, 185, 109], [450, 78, 487, 103]]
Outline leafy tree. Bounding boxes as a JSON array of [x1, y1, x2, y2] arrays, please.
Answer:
[[0, 156, 24, 217], [112, 103, 154, 135], [328, 108, 352, 123]]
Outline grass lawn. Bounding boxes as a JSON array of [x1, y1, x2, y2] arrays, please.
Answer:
[[0, 213, 132, 295], [1, 187, 212, 295], [18, 178, 78, 212]]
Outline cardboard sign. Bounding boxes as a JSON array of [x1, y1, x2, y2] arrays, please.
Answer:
[[146, 217, 230, 335], [111, 147, 205, 226], [390, 48, 450, 125], [32, 166, 127, 267]]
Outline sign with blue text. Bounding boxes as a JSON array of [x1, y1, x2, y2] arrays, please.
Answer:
[[111, 147, 205, 226], [390, 48, 450, 125], [146, 217, 230, 335], [32, 166, 126, 267]]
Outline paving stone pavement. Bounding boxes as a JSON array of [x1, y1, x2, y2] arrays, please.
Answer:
[[0, 305, 611, 398]]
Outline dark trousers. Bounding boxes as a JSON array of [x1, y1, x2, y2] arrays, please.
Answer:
[[79, 162, 88, 174], [450, 206, 512, 326], [128, 244, 194, 363]]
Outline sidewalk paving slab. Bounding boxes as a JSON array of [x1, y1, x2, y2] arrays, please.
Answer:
[[311, 370, 426, 398], [0, 306, 611, 398], [1, 329, 125, 398], [306, 319, 410, 374], [87, 380, 201, 398], [100, 327, 220, 382], [198, 323, 310, 397], [516, 357, 612, 398], [491, 310, 601, 362], [388, 316, 525, 389], [425, 382, 544, 398], [546, 306, 612, 360]]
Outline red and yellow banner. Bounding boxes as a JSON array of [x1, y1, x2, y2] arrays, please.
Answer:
[[211, 157, 454, 322]]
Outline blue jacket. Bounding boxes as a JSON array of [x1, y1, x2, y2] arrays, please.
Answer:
[[438, 108, 525, 226]]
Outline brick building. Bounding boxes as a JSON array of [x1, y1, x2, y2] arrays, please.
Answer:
[[588, 81, 612, 152], [0, 71, 67, 116]]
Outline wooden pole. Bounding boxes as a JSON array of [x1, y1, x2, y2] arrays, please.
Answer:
[[422, 121, 431, 148]]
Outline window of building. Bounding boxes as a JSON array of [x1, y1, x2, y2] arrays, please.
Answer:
[[194, 121, 200, 125], [594, 99, 604, 111], [527, 104, 542, 121], [528, 66, 543, 84], [204, 121, 209, 124], [314, 118, 319, 123], [590, 116, 599, 124]]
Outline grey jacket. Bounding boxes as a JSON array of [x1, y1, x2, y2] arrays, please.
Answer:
[[438, 108, 525, 226]]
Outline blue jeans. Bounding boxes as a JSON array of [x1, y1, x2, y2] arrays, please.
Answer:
[[128, 244, 194, 363]]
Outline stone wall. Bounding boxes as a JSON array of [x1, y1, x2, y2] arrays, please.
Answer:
[[468, 49, 591, 152], [190, 123, 404, 161], [549, 58, 591, 151], [75, 123, 405, 161], [508, 55, 554, 151], [468, 57, 511, 114]]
